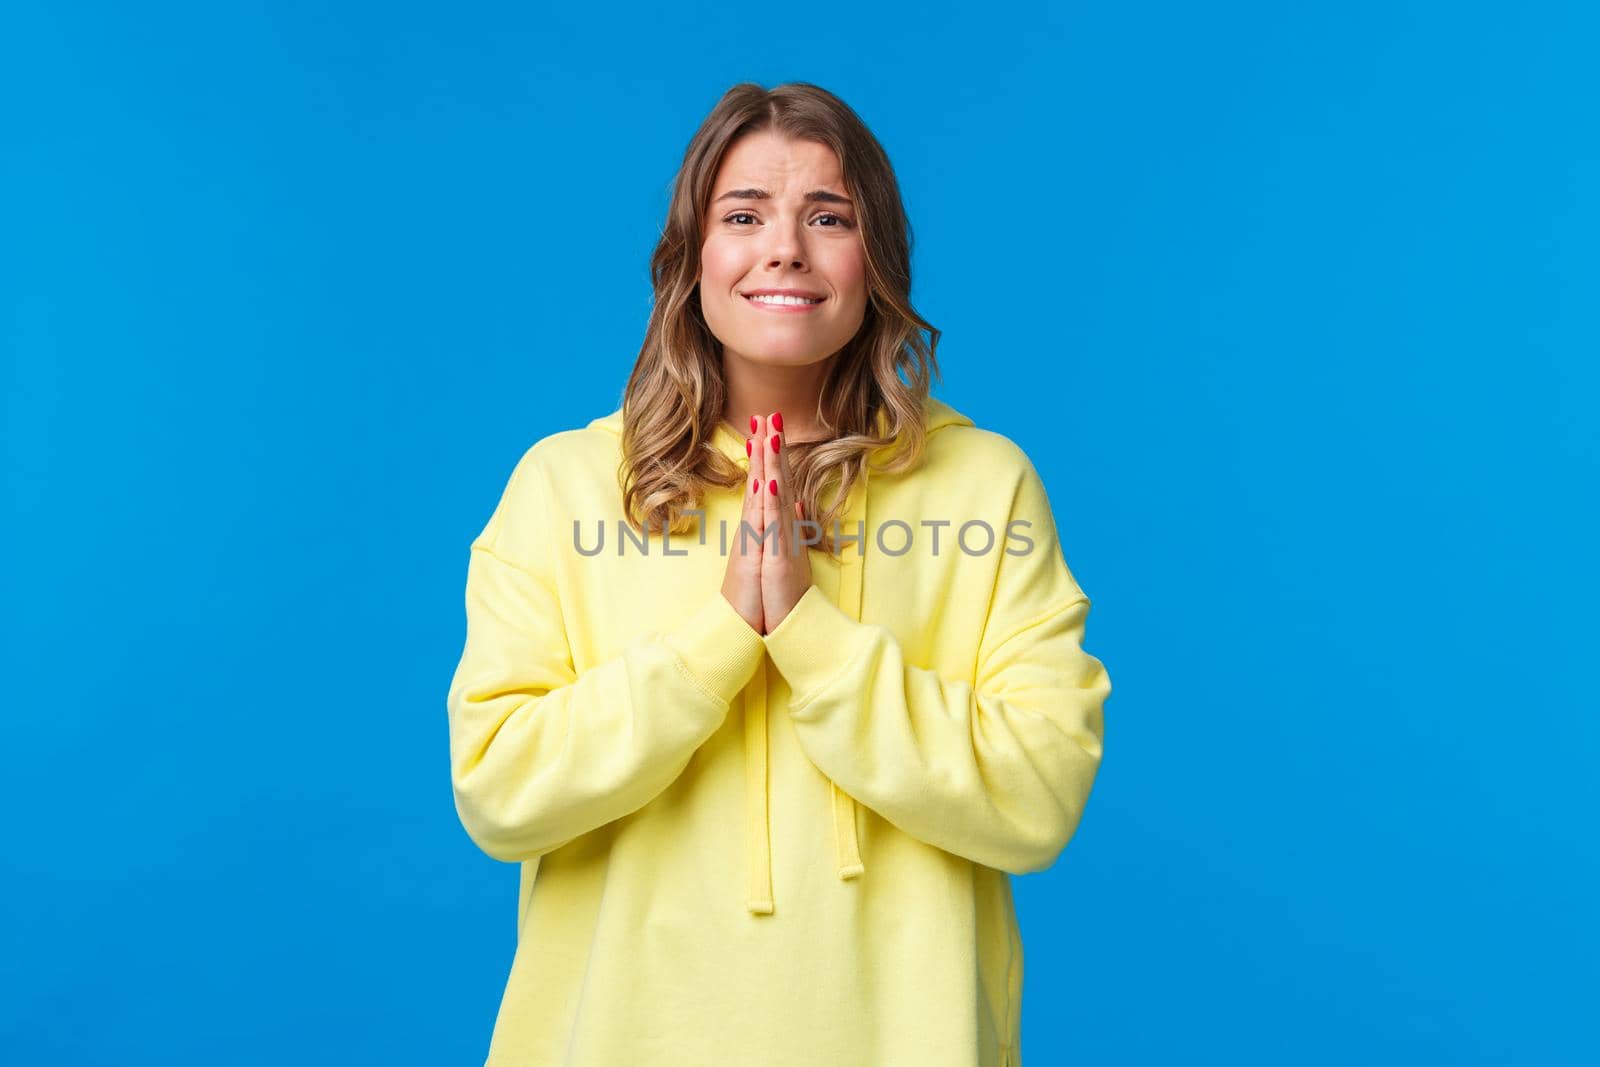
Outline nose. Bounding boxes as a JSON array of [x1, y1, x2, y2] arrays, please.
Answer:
[[762, 215, 807, 270]]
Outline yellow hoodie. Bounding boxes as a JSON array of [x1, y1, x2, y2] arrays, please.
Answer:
[[446, 394, 1112, 1066]]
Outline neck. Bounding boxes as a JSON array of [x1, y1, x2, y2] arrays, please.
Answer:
[[720, 347, 838, 441]]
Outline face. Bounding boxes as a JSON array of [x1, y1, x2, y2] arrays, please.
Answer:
[[697, 131, 868, 368]]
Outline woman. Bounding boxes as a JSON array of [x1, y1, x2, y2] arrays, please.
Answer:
[[446, 81, 1112, 1066]]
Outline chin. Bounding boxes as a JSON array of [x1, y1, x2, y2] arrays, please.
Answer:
[[741, 338, 839, 365]]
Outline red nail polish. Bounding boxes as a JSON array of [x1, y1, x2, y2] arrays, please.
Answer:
[[772, 411, 783, 432], [746, 437, 752, 456], [770, 435, 780, 454], [749, 415, 758, 433], [768, 479, 777, 495], [752, 477, 759, 494]]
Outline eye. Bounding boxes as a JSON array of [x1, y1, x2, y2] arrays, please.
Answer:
[[719, 212, 856, 229]]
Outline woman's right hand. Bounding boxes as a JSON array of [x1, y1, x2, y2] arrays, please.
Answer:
[[721, 415, 766, 634]]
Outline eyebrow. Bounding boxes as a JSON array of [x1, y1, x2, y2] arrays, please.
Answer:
[[712, 187, 854, 207]]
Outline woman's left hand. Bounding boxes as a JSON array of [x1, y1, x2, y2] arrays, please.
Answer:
[[754, 411, 814, 634]]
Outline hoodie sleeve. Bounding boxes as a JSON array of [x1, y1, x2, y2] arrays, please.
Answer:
[[446, 444, 767, 863], [761, 451, 1112, 875]]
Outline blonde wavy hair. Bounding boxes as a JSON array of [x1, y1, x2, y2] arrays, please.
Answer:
[[616, 81, 942, 556]]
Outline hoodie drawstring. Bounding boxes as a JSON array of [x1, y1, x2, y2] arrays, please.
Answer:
[[830, 532, 866, 882], [745, 461, 868, 915], [745, 654, 774, 914]]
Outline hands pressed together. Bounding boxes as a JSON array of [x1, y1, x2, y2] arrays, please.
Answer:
[[721, 412, 816, 636]]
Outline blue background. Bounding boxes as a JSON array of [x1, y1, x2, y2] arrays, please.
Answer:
[[4, 2, 1595, 1063]]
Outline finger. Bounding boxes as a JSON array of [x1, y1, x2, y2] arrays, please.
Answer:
[[789, 480, 815, 556], [766, 412, 803, 558], [762, 412, 783, 556], [743, 414, 765, 554]]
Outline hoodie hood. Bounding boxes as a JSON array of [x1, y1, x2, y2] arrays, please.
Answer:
[[586, 395, 975, 914], [584, 394, 973, 464]]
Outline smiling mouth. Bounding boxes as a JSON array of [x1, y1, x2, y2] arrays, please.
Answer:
[[742, 293, 826, 308]]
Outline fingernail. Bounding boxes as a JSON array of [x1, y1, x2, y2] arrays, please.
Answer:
[[746, 437, 752, 456], [749, 415, 758, 433], [770, 435, 780, 454], [768, 479, 777, 495], [772, 411, 783, 432], [752, 477, 759, 494]]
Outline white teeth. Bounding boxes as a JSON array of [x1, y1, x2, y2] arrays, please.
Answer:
[[746, 293, 822, 306]]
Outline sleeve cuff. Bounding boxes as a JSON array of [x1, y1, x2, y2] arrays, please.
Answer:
[[762, 583, 867, 708], [661, 588, 768, 706]]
